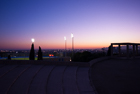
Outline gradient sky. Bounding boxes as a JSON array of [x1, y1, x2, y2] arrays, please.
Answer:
[[0, 0, 140, 50]]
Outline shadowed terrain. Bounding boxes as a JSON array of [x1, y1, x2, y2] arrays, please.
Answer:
[[1, 58, 140, 94], [0, 61, 94, 94], [90, 58, 140, 94]]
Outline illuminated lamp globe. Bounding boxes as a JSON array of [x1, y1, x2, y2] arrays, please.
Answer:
[[71, 33, 74, 38], [31, 38, 35, 43], [64, 36, 66, 40]]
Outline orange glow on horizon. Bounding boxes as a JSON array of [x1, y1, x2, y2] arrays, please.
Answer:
[[0, 39, 111, 50], [0, 42, 110, 50]]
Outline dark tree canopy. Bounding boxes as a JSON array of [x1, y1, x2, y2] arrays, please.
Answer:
[[38, 46, 43, 60], [72, 51, 105, 62], [29, 43, 35, 60], [107, 45, 111, 56], [7, 55, 11, 60]]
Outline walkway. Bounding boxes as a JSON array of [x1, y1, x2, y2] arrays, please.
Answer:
[[0, 63, 95, 94], [90, 58, 140, 94]]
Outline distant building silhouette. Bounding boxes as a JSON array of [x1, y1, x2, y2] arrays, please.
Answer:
[[110, 42, 140, 58], [29, 43, 35, 60]]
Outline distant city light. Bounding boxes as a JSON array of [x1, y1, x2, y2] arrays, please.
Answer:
[[71, 33, 74, 38], [49, 54, 54, 57], [31, 38, 35, 43], [64, 36, 66, 40]]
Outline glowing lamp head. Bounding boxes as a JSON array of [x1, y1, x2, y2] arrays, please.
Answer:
[[64, 36, 66, 40], [31, 38, 35, 43], [71, 33, 74, 38]]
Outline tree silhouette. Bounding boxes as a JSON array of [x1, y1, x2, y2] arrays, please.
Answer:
[[72, 51, 92, 62], [107, 45, 111, 56], [7, 55, 11, 60], [29, 43, 35, 60], [38, 46, 43, 60], [72, 51, 106, 62]]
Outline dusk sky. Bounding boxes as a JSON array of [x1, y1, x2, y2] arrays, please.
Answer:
[[0, 0, 140, 50]]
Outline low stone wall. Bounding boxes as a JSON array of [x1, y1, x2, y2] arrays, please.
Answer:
[[88, 56, 114, 94], [88, 57, 112, 94], [89, 56, 111, 67], [89, 56, 140, 67], [0, 60, 90, 67], [43, 57, 71, 62]]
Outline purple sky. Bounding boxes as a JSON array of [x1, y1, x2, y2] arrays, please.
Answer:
[[0, 0, 140, 50]]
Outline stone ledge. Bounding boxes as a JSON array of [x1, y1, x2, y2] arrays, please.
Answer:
[[0, 60, 90, 67]]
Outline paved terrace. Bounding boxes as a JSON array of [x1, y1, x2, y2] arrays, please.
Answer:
[[89, 57, 140, 94], [0, 60, 96, 94], [1, 57, 140, 94]]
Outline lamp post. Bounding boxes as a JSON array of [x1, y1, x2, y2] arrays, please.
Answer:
[[71, 33, 74, 57], [64, 36, 67, 57], [29, 38, 35, 60]]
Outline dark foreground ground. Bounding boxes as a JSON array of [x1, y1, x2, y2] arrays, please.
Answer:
[[90, 58, 140, 94], [0, 61, 94, 94]]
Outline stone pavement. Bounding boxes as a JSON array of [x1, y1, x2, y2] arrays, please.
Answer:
[[0, 64, 95, 94], [90, 58, 140, 94]]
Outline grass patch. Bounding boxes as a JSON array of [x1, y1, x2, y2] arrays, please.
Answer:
[[11, 58, 29, 60], [43, 57, 49, 58], [11, 57, 38, 60], [0, 57, 50, 60]]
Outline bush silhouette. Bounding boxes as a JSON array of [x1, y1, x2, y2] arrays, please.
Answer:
[[72, 51, 106, 62], [72, 51, 92, 62], [38, 46, 43, 60], [29, 43, 35, 60], [107, 45, 111, 56], [7, 55, 11, 60], [72, 52, 81, 61]]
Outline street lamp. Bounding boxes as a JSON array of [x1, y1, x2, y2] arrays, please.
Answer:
[[64, 36, 66, 41], [71, 33, 74, 38], [71, 33, 74, 57], [30, 38, 35, 60], [31, 38, 35, 43], [64, 36, 67, 57]]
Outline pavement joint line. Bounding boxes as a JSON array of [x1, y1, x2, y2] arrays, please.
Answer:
[[46, 65, 56, 94], [76, 66, 80, 94], [5, 65, 32, 94], [0, 65, 19, 78], [62, 66, 68, 94], [88, 66, 98, 94], [26, 65, 45, 94]]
